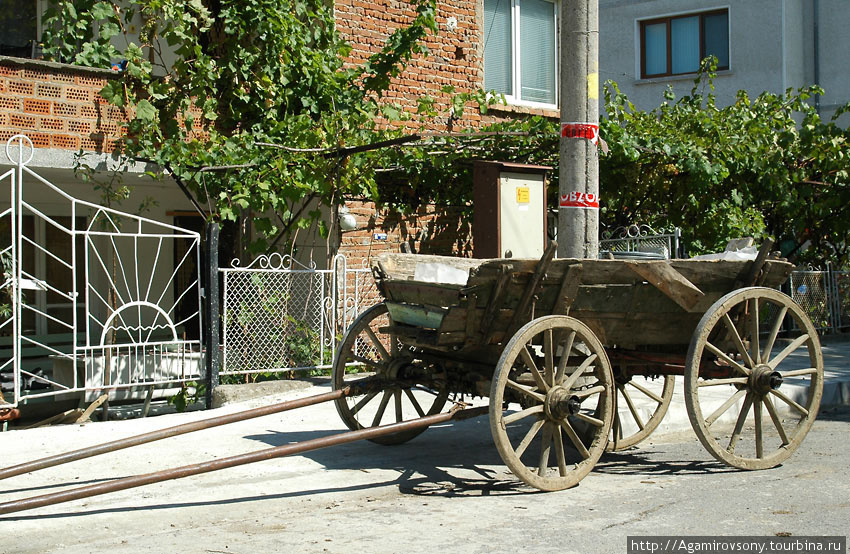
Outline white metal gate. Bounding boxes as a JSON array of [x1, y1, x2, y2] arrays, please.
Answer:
[[220, 254, 379, 376], [0, 135, 204, 408]]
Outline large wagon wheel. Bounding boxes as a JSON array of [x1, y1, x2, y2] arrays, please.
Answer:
[[490, 316, 614, 491], [608, 373, 675, 451], [685, 287, 823, 469], [332, 303, 449, 445]]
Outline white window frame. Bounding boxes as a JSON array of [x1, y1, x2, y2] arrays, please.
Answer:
[[484, 0, 560, 110], [634, 5, 731, 81]]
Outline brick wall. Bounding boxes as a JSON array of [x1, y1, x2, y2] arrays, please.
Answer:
[[338, 200, 473, 266], [0, 59, 128, 152]]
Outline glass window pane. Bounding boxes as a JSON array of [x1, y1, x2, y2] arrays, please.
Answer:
[[0, 1, 37, 57], [703, 12, 729, 68], [484, 0, 513, 95], [671, 16, 700, 74], [519, 0, 555, 104], [643, 22, 667, 76]]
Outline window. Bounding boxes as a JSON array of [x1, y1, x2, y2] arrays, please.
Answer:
[[640, 9, 729, 79], [484, 0, 558, 106], [0, 1, 39, 58]]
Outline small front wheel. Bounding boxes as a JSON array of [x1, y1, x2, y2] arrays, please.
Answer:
[[332, 304, 448, 445], [490, 316, 614, 491]]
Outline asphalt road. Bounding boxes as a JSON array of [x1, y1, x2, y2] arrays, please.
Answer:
[[0, 386, 848, 554]]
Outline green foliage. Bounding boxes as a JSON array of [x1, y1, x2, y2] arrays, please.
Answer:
[[41, 0, 447, 254], [168, 381, 205, 411], [601, 58, 850, 263]]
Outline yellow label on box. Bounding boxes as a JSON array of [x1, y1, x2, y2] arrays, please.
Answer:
[[516, 186, 530, 203]]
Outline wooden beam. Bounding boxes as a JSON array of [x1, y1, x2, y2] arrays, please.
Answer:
[[625, 261, 705, 312]]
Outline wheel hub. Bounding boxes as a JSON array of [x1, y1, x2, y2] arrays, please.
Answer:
[[545, 386, 582, 420], [750, 364, 783, 394]]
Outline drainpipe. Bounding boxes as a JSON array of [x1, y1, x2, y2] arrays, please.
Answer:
[[813, 0, 821, 114], [780, 0, 786, 91]]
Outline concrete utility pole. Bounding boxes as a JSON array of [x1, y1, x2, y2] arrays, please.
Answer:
[[558, 0, 599, 259]]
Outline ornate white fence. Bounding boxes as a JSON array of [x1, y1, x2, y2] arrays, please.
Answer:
[[0, 135, 203, 408], [220, 254, 378, 376]]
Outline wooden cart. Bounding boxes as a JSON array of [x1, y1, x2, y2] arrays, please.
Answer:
[[331, 242, 823, 491]]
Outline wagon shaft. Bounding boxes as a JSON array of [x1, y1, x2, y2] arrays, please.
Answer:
[[0, 387, 488, 516]]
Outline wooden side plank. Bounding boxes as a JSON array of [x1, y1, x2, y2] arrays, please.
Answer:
[[624, 261, 705, 312]]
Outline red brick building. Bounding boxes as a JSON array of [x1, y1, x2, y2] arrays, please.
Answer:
[[0, 0, 560, 267]]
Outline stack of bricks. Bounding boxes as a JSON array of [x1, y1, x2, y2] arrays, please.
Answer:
[[338, 200, 473, 266], [0, 59, 128, 153]]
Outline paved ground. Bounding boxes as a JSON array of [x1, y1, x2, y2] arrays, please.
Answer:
[[1, 338, 849, 554]]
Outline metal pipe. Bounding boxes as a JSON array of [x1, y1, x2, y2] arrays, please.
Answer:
[[0, 405, 488, 516], [0, 387, 354, 482]]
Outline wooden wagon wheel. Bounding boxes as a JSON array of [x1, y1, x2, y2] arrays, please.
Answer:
[[332, 303, 449, 445], [490, 316, 614, 491], [684, 287, 823, 469], [608, 373, 675, 451]]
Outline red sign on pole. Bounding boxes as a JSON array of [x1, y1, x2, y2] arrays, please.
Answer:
[[559, 191, 599, 209], [560, 122, 599, 146]]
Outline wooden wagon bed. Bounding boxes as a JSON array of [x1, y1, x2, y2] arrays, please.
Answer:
[[328, 242, 822, 490]]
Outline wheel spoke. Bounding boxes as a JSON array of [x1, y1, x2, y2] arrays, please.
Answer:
[[394, 389, 403, 423], [613, 411, 623, 441], [722, 313, 755, 368], [560, 420, 591, 459], [506, 379, 546, 403], [697, 377, 749, 387], [538, 424, 552, 476], [349, 391, 379, 416], [351, 354, 387, 371], [503, 405, 544, 425], [781, 367, 819, 378], [364, 326, 389, 361], [514, 418, 546, 458], [520, 345, 549, 392], [750, 298, 761, 367], [573, 412, 605, 428], [371, 390, 392, 427], [574, 384, 606, 398], [769, 388, 809, 416], [727, 392, 754, 454], [553, 425, 568, 477], [768, 334, 810, 370], [403, 388, 426, 417], [562, 353, 598, 391], [705, 389, 747, 427], [754, 396, 764, 459], [628, 380, 664, 404], [705, 341, 751, 376], [762, 306, 788, 363], [554, 331, 576, 384], [762, 395, 790, 445], [544, 329, 554, 387], [621, 386, 645, 431]]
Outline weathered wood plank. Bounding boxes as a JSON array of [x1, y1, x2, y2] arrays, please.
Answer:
[[553, 263, 582, 315], [624, 261, 705, 312], [381, 280, 463, 307]]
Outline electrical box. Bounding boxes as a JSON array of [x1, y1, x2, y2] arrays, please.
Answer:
[[472, 161, 550, 259]]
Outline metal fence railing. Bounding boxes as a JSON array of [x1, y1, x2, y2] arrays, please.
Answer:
[[220, 254, 378, 377], [789, 268, 850, 334], [599, 225, 682, 259]]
